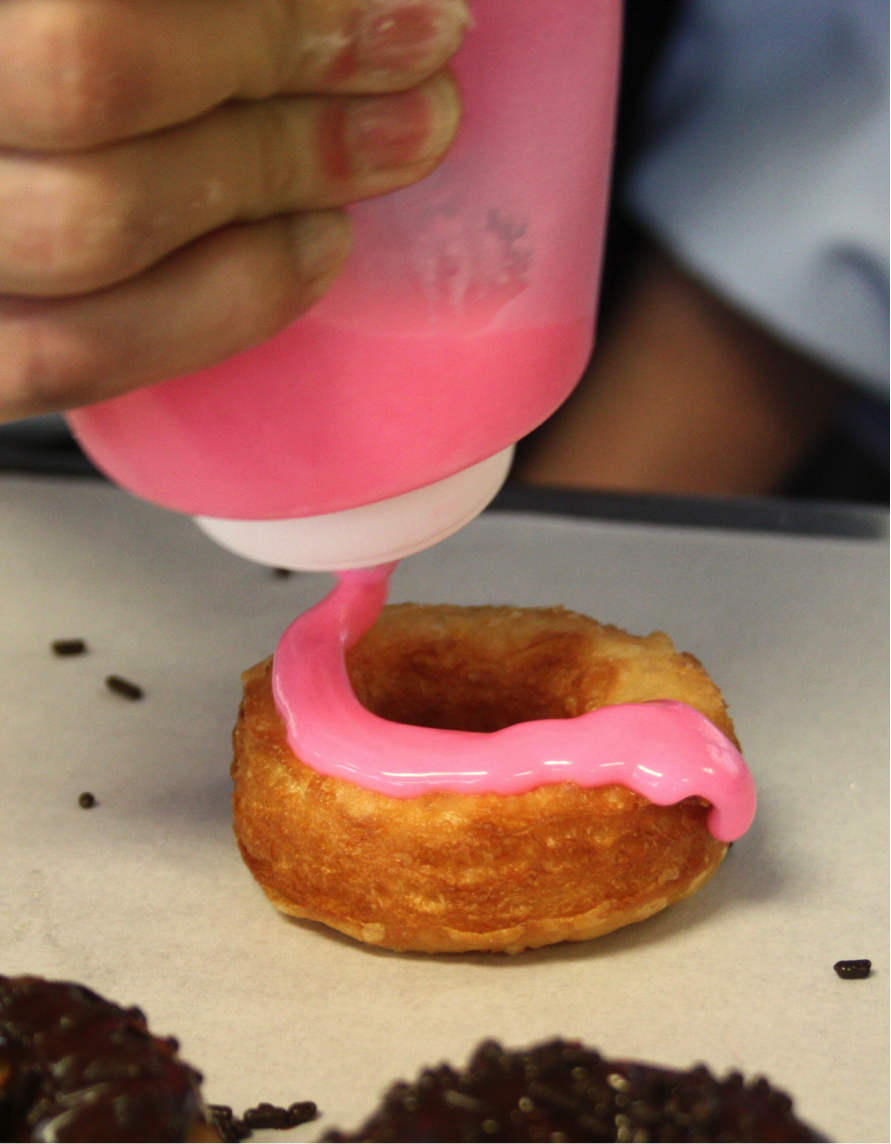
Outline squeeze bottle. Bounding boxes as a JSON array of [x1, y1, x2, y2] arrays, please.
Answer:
[[68, 0, 621, 571]]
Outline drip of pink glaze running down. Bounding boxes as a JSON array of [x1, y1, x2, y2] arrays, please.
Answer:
[[272, 564, 757, 843]]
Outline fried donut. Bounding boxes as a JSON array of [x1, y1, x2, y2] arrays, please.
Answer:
[[322, 1038, 826, 1142], [0, 975, 218, 1142], [232, 604, 739, 954]]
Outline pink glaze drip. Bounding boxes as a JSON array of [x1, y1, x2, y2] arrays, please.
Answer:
[[272, 565, 756, 843]]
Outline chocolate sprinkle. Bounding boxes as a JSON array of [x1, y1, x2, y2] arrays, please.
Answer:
[[51, 638, 87, 656], [323, 1039, 825, 1143], [272, 567, 293, 578], [245, 1102, 296, 1129], [834, 959, 872, 979], [209, 1105, 248, 1142], [288, 1101, 319, 1124], [77, 791, 97, 808], [105, 674, 144, 700], [210, 1100, 318, 1141]]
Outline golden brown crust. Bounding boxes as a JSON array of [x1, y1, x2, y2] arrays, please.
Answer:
[[232, 605, 735, 954]]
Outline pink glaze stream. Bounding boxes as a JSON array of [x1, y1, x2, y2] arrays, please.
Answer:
[[272, 565, 757, 843]]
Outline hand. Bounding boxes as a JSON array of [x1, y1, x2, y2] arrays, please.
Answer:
[[0, 0, 466, 422]]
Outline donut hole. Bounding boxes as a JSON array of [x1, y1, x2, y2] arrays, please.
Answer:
[[346, 606, 619, 733]]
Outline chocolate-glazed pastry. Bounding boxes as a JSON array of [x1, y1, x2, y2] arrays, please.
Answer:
[[323, 1039, 826, 1143], [0, 975, 218, 1142]]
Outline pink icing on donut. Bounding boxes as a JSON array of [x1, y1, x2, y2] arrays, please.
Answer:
[[272, 565, 757, 843]]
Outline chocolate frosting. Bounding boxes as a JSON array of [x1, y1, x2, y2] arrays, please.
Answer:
[[323, 1039, 827, 1143], [0, 975, 208, 1142]]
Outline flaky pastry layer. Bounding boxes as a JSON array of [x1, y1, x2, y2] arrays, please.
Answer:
[[232, 605, 736, 954]]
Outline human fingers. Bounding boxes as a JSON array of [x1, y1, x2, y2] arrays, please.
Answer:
[[0, 72, 459, 297], [0, 0, 470, 151], [0, 211, 351, 421]]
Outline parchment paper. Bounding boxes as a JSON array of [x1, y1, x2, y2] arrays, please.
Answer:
[[1, 475, 887, 1142]]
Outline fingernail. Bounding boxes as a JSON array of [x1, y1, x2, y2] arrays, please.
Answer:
[[347, 74, 460, 173], [289, 211, 351, 282], [358, 0, 470, 77]]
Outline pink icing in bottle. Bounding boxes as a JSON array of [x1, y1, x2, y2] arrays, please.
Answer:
[[273, 566, 757, 841], [66, 0, 622, 572]]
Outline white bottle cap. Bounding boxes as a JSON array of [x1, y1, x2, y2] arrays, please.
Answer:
[[194, 446, 514, 571]]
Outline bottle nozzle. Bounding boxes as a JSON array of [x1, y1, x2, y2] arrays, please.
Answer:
[[194, 446, 514, 571]]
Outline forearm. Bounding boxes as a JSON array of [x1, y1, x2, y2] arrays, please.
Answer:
[[515, 245, 844, 497]]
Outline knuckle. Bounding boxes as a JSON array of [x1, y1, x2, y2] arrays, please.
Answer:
[[9, 1, 149, 148], [250, 98, 315, 208], [0, 308, 100, 417], [8, 165, 141, 292]]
